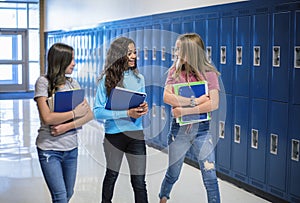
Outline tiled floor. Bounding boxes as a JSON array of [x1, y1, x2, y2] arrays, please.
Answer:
[[0, 99, 271, 203]]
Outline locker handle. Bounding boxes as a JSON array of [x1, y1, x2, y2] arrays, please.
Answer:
[[161, 106, 166, 120], [152, 103, 157, 117]]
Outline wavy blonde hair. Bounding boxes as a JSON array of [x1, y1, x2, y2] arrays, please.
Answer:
[[172, 33, 220, 82]]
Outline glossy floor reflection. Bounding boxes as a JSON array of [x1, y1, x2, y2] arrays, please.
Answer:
[[0, 99, 271, 203]]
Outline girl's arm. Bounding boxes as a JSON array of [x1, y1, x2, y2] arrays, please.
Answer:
[[36, 96, 74, 125], [50, 99, 94, 136], [163, 84, 209, 107], [172, 89, 219, 118], [36, 96, 90, 126]]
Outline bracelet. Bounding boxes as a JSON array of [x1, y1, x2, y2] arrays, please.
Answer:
[[190, 96, 196, 107]]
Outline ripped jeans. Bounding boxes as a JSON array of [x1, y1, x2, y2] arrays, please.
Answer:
[[37, 147, 78, 203], [159, 120, 220, 203]]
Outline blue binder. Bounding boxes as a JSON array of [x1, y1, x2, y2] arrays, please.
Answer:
[[53, 89, 85, 132], [173, 81, 211, 125], [54, 89, 85, 112], [105, 87, 147, 110]]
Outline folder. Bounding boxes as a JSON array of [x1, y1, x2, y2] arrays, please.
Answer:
[[173, 81, 211, 126], [105, 87, 147, 110]]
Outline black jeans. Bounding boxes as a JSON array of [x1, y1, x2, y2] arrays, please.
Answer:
[[102, 130, 148, 203]]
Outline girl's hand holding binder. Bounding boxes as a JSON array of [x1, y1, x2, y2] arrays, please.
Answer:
[[172, 94, 210, 118], [73, 100, 89, 118], [127, 101, 148, 119]]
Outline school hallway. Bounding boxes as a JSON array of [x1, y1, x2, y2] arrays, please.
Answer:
[[0, 99, 271, 203]]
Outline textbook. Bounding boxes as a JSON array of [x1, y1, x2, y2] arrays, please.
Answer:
[[173, 81, 211, 126], [105, 87, 147, 110], [48, 89, 85, 131]]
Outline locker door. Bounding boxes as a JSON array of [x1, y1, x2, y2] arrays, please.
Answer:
[[194, 15, 206, 40], [231, 96, 249, 182], [143, 25, 153, 143], [267, 101, 288, 199], [182, 15, 194, 33], [219, 17, 234, 94], [291, 11, 300, 105], [207, 18, 219, 71], [235, 15, 251, 97], [248, 98, 267, 190], [252, 13, 270, 99], [150, 23, 162, 146], [216, 93, 232, 176], [160, 22, 172, 148], [288, 104, 300, 202], [270, 11, 291, 102]]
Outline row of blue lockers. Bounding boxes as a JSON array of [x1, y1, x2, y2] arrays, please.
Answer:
[[45, 0, 300, 202]]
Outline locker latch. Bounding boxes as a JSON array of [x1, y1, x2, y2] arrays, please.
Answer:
[[206, 46, 212, 63], [144, 47, 148, 60], [220, 46, 226, 64], [162, 47, 166, 61], [291, 139, 299, 161], [234, 124, 241, 143], [236, 46, 242, 65], [270, 134, 278, 155], [295, 46, 300, 68], [251, 129, 258, 149], [161, 106, 166, 120], [219, 121, 225, 138], [152, 47, 156, 61], [253, 46, 260, 66], [272, 46, 280, 67]]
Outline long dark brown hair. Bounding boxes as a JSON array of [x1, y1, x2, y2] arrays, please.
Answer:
[[46, 43, 73, 97], [98, 37, 140, 97]]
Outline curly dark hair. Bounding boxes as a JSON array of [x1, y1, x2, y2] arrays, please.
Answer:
[[99, 37, 140, 97], [46, 43, 73, 97]]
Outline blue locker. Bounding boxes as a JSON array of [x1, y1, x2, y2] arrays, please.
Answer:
[[151, 23, 162, 146], [194, 15, 206, 40], [267, 101, 288, 199], [160, 21, 172, 148], [248, 98, 268, 190], [270, 11, 291, 103], [219, 17, 233, 94], [288, 104, 300, 202], [252, 13, 270, 99], [231, 96, 249, 182], [235, 15, 251, 97], [216, 93, 233, 176], [182, 15, 194, 33], [291, 11, 300, 105], [206, 17, 219, 72]]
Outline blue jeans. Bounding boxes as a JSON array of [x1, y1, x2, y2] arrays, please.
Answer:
[[159, 119, 220, 203], [37, 147, 78, 203], [102, 130, 148, 203]]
